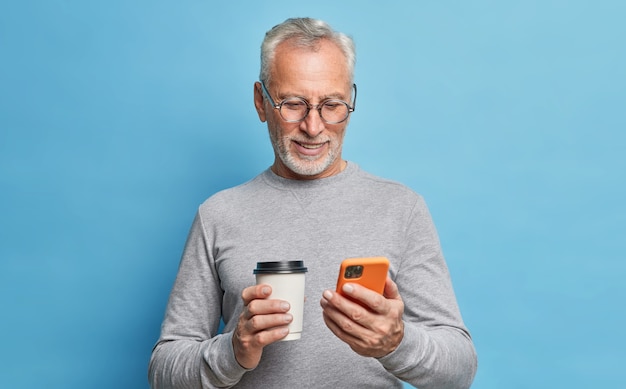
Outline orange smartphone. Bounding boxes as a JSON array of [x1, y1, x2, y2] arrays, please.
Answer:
[[336, 257, 389, 295]]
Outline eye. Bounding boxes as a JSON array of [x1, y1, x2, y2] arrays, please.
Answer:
[[323, 101, 343, 111], [282, 99, 307, 110]]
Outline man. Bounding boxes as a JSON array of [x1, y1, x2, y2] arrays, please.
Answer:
[[149, 17, 477, 389]]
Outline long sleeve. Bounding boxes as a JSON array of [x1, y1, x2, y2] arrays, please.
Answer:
[[148, 214, 249, 388], [148, 164, 477, 388], [377, 196, 478, 389]]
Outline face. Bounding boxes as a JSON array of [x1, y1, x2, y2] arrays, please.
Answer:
[[254, 39, 353, 180]]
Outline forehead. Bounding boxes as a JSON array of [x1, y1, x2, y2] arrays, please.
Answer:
[[269, 39, 351, 97]]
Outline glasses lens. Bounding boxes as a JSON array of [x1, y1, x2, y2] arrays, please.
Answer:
[[279, 98, 308, 122], [278, 98, 351, 123], [321, 100, 350, 123]]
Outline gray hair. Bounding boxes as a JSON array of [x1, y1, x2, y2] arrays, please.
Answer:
[[259, 17, 356, 84]]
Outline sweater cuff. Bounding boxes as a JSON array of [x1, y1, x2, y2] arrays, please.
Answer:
[[376, 322, 427, 374], [202, 331, 251, 386]]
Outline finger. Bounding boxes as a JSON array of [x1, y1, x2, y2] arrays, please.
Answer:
[[340, 282, 388, 314], [322, 308, 384, 358], [244, 311, 293, 334], [382, 276, 401, 300], [321, 294, 368, 341], [241, 284, 272, 305], [321, 287, 405, 358], [245, 298, 291, 320], [321, 289, 372, 330], [322, 310, 363, 344]]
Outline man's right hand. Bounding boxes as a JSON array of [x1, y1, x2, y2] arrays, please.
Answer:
[[233, 284, 293, 369]]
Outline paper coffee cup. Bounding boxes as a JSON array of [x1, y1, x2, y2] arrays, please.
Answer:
[[254, 261, 307, 341]]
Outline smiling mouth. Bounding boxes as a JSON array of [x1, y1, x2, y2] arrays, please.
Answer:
[[296, 141, 325, 149], [292, 140, 328, 157]]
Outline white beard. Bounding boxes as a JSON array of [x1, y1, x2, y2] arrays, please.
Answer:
[[273, 135, 334, 176]]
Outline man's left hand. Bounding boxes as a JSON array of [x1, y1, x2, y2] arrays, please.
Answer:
[[320, 276, 405, 358]]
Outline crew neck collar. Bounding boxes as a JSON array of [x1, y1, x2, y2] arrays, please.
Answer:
[[262, 161, 358, 189]]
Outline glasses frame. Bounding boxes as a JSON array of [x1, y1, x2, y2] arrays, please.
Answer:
[[260, 80, 357, 124]]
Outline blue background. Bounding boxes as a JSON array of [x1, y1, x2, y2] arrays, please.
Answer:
[[1, 1, 624, 388]]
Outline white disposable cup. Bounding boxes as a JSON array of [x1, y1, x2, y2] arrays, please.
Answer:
[[254, 261, 307, 341]]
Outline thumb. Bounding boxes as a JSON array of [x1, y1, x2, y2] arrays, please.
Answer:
[[383, 276, 401, 300]]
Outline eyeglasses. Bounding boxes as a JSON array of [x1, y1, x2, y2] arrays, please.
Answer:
[[260, 80, 357, 124]]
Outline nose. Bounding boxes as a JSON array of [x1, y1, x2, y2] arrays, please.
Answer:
[[299, 106, 325, 137]]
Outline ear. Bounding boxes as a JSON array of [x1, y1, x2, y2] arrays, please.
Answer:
[[253, 82, 267, 122]]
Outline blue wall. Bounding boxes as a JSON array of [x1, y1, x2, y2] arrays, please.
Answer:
[[1, 1, 624, 388]]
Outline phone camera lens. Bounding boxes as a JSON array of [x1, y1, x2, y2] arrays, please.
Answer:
[[345, 265, 363, 279]]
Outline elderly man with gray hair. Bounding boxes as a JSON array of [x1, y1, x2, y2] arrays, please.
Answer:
[[149, 17, 477, 389]]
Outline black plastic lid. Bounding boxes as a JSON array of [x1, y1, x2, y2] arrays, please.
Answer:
[[253, 260, 308, 274]]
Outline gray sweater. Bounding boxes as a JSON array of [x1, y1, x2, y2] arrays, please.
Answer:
[[149, 163, 477, 388]]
